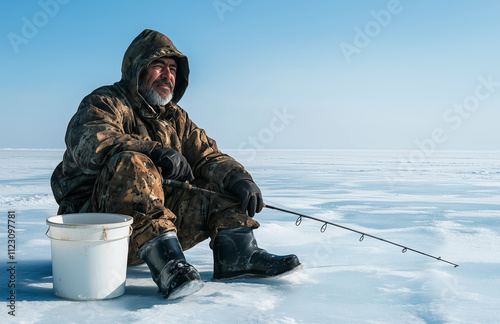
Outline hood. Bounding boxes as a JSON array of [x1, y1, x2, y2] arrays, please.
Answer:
[[119, 29, 189, 118]]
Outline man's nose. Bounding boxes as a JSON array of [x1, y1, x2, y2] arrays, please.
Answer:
[[160, 68, 174, 79]]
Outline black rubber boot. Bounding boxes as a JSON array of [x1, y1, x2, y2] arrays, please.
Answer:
[[138, 232, 204, 299], [213, 227, 301, 280]]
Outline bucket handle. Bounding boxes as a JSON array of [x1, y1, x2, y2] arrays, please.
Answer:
[[101, 225, 133, 240], [45, 225, 133, 241]]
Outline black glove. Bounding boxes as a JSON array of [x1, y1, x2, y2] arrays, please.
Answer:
[[150, 148, 194, 182], [227, 177, 264, 217]]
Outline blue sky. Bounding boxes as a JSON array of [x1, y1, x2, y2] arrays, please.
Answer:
[[1, 0, 500, 150]]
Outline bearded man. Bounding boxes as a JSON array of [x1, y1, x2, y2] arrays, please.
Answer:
[[51, 29, 300, 299]]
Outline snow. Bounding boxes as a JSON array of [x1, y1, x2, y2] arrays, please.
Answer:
[[1, 149, 499, 323]]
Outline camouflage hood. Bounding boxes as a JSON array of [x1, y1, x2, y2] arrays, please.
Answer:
[[119, 29, 189, 118]]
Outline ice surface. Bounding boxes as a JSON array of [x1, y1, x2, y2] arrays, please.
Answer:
[[1, 149, 499, 323]]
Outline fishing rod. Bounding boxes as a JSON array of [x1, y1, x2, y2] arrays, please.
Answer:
[[163, 179, 459, 268]]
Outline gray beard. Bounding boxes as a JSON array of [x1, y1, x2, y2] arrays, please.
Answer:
[[139, 83, 173, 106]]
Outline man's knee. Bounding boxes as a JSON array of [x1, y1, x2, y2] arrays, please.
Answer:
[[107, 151, 153, 168], [105, 151, 160, 179], [92, 150, 163, 211]]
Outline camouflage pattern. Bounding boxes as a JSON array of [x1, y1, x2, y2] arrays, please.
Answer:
[[51, 29, 259, 264]]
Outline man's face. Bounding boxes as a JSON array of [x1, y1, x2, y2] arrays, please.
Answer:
[[140, 57, 177, 99]]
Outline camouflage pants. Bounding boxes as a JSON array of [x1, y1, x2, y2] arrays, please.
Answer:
[[88, 151, 260, 264]]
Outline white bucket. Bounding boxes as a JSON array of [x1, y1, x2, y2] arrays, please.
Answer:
[[46, 213, 133, 300]]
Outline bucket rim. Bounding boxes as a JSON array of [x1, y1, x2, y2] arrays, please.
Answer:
[[46, 213, 133, 228]]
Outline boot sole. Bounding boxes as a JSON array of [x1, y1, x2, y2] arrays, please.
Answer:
[[212, 263, 304, 281], [166, 279, 205, 299]]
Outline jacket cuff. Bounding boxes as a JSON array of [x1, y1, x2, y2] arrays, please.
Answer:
[[146, 142, 162, 156]]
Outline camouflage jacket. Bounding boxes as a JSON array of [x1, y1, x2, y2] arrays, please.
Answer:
[[51, 29, 249, 214]]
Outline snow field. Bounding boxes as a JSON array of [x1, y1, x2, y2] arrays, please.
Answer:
[[1, 149, 499, 323]]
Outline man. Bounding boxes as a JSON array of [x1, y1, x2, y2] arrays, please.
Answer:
[[51, 29, 300, 299]]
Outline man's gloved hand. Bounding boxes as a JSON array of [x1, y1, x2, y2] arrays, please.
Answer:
[[150, 147, 194, 182], [227, 178, 264, 217]]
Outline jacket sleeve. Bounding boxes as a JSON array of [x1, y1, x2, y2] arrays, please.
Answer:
[[65, 88, 159, 174], [177, 109, 252, 192]]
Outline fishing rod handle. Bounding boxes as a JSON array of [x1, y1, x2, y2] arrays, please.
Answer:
[[163, 179, 192, 191]]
